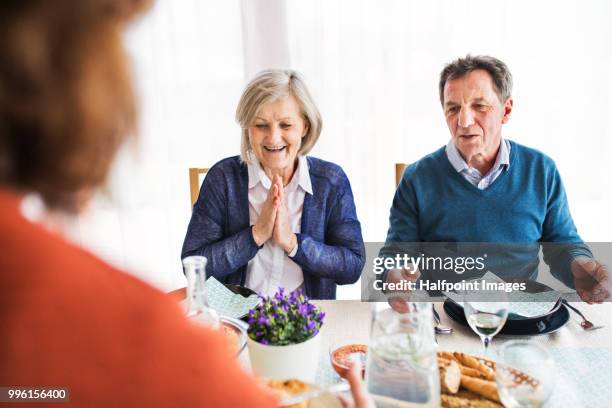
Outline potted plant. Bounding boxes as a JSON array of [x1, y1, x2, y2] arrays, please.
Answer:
[[246, 288, 325, 382]]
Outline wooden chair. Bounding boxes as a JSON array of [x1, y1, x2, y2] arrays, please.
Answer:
[[395, 163, 407, 186], [189, 167, 209, 207]]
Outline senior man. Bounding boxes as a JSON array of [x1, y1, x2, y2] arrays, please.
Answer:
[[382, 55, 608, 304]]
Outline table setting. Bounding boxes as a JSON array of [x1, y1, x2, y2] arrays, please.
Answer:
[[314, 300, 611, 408], [175, 256, 611, 407]]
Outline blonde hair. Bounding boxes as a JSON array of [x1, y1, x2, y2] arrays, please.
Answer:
[[236, 69, 322, 162]]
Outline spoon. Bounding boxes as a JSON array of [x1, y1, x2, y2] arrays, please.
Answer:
[[433, 304, 453, 334]]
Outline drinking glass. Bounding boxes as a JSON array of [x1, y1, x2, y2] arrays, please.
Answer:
[[495, 340, 555, 407], [463, 289, 509, 355], [365, 301, 440, 407]]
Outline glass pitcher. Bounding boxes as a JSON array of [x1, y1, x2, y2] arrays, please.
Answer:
[[365, 302, 440, 407], [182, 256, 220, 329]]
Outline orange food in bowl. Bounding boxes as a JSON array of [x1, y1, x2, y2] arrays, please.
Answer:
[[330, 344, 367, 378], [221, 322, 242, 355], [221, 324, 240, 352]]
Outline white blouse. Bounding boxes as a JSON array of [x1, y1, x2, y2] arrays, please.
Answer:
[[245, 155, 312, 297]]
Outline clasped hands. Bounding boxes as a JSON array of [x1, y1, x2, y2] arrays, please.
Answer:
[[251, 175, 297, 254]]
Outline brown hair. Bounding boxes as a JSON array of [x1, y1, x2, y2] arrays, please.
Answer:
[[0, 0, 151, 212], [439, 55, 513, 106]]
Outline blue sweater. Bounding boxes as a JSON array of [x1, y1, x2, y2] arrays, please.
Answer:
[[384, 141, 591, 287], [181, 156, 365, 299]]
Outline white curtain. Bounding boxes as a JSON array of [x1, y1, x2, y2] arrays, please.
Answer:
[[240, 0, 291, 79], [69, 0, 612, 299], [284, 0, 612, 241], [71, 0, 245, 290], [284, 0, 612, 298]]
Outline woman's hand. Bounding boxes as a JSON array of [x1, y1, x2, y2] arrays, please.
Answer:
[[337, 360, 375, 408], [252, 182, 279, 246], [271, 175, 297, 253]]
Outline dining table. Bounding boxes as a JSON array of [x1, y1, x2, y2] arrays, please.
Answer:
[[310, 300, 611, 407], [169, 284, 611, 406]]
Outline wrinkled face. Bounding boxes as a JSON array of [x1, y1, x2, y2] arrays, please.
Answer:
[[443, 69, 512, 165], [248, 95, 308, 175]]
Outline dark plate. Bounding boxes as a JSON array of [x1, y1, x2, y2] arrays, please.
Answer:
[[445, 278, 562, 321], [224, 284, 258, 298], [443, 298, 569, 335]]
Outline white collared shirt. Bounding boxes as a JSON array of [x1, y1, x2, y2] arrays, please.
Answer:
[[445, 138, 511, 189], [245, 155, 312, 297]]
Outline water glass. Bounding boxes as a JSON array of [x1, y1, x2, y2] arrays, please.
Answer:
[[495, 340, 555, 407], [365, 302, 440, 407]]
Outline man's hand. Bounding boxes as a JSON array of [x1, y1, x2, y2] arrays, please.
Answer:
[[337, 360, 375, 408], [271, 175, 297, 253], [385, 265, 421, 313], [571, 258, 610, 304], [252, 181, 279, 246]]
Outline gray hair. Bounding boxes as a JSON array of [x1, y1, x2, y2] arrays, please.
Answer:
[[439, 55, 513, 106], [236, 69, 322, 162]]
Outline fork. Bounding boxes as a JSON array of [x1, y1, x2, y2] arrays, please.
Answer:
[[562, 299, 604, 331]]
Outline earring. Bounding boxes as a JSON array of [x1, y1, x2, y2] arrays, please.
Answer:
[[247, 149, 256, 162]]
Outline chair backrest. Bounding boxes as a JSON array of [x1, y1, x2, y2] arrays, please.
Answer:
[[189, 167, 209, 207], [395, 163, 407, 186]]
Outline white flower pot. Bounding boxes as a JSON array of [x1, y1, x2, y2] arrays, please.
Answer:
[[247, 333, 321, 382]]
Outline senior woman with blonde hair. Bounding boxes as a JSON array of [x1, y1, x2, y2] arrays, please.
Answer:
[[182, 69, 365, 299]]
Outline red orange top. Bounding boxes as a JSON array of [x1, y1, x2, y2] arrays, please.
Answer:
[[0, 188, 275, 407]]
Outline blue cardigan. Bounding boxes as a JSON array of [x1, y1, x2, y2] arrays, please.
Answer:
[[181, 156, 365, 299]]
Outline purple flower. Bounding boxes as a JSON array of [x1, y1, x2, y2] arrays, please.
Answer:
[[247, 288, 325, 346], [274, 288, 285, 301], [298, 304, 308, 316]]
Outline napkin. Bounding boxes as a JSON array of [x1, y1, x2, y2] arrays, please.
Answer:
[[443, 271, 562, 318], [205, 277, 260, 319]]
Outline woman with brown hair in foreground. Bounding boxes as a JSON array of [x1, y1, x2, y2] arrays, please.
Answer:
[[0, 1, 373, 406], [0, 0, 272, 406]]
